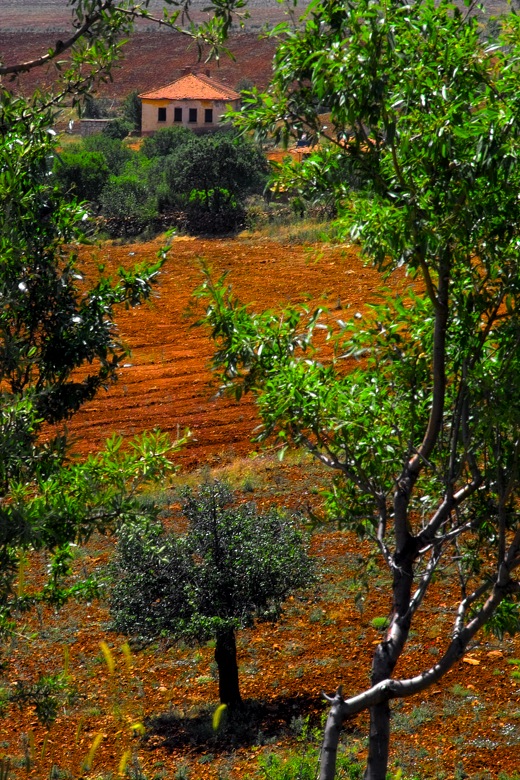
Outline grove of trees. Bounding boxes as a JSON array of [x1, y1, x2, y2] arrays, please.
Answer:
[[199, 0, 520, 778], [53, 126, 268, 235], [3, 0, 520, 776]]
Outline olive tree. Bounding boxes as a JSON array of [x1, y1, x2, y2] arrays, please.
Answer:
[[110, 480, 314, 707], [197, 1, 520, 777], [143, 130, 268, 233]]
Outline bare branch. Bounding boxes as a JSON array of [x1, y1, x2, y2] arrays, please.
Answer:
[[322, 574, 511, 733], [375, 495, 393, 566], [453, 580, 492, 637], [417, 476, 482, 550]]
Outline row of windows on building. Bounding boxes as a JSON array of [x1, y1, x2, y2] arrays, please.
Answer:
[[158, 107, 214, 124]]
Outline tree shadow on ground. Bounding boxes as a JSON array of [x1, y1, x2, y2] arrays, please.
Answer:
[[143, 694, 328, 754]]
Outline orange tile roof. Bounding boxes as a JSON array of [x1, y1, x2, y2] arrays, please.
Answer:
[[139, 72, 240, 102]]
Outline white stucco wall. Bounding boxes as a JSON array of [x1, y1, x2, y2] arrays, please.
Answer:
[[141, 99, 240, 135]]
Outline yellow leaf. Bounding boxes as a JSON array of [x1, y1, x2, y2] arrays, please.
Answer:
[[83, 733, 104, 771], [212, 704, 227, 731], [118, 749, 131, 776], [121, 642, 133, 670], [100, 641, 116, 675]]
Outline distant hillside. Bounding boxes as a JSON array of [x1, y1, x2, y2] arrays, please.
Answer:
[[1, 0, 310, 32], [0, 29, 277, 99], [0, 0, 513, 102]]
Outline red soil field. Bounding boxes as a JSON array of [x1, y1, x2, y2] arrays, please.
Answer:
[[39, 238, 520, 780], [2, 234, 511, 780], [0, 30, 277, 101], [67, 235, 386, 468]]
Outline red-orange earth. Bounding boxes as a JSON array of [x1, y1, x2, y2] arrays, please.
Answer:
[[1, 236, 519, 779]]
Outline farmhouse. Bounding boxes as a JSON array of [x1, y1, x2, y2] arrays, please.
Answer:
[[139, 70, 240, 135]]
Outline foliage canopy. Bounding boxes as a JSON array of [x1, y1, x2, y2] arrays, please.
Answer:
[[199, 0, 520, 776], [0, 99, 183, 622], [54, 127, 268, 235]]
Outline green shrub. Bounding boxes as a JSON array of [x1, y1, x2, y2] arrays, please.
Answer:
[[110, 480, 315, 706], [169, 132, 268, 203], [102, 117, 134, 140], [370, 616, 390, 630], [54, 148, 110, 202], [100, 174, 158, 221], [83, 134, 132, 175], [141, 125, 195, 158]]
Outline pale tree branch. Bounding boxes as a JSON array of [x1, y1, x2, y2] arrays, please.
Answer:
[[453, 579, 492, 638], [375, 495, 393, 567], [319, 570, 514, 780], [407, 544, 443, 618], [417, 474, 482, 551], [295, 428, 378, 499], [409, 255, 450, 475]]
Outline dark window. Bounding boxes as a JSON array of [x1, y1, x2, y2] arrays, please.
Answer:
[[204, 108, 213, 124], [174, 107, 182, 123], [188, 108, 198, 124], [158, 107, 167, 122]]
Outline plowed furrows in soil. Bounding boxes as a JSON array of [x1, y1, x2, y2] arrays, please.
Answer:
[[66, 237, 395, 469]]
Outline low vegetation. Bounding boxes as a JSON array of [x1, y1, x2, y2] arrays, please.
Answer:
[[54, 126, 269, 237]]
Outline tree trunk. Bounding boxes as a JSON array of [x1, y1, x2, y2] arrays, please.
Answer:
[[363, 549, 415, 779], [364, 642, 393, 780], [215, 626, 242, 707], [364, 701, 390, 780]]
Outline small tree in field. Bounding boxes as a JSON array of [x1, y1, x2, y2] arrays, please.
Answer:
[[150, 130, 269, 234], [197, 0, 520, 777], [110, 480, 315, 707]]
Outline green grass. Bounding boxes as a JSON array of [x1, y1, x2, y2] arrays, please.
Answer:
[[370, 616, 390, 630], [392, 702, 436, 735]]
